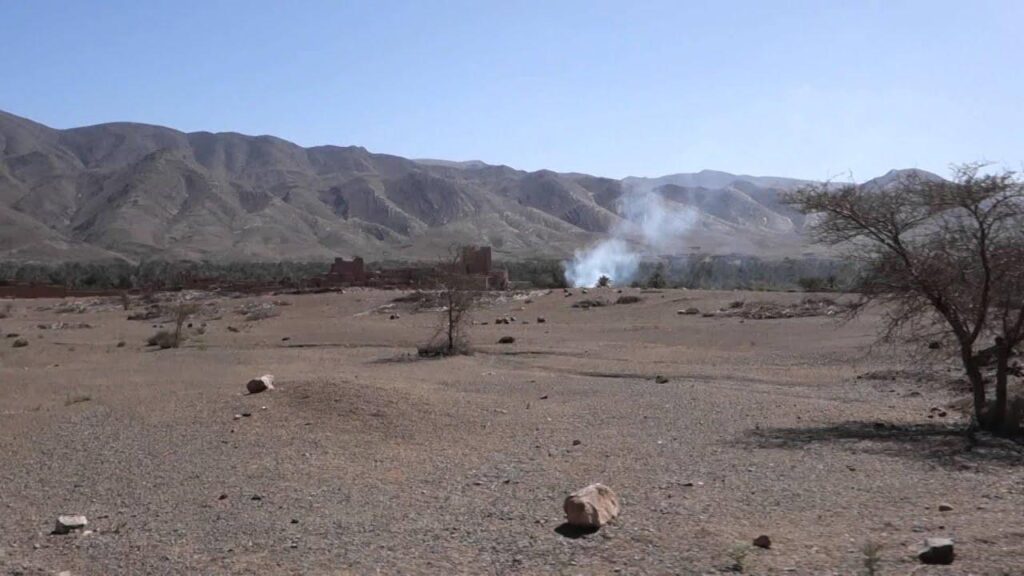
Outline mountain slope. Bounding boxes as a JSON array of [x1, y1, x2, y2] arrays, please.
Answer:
[[0, 110, 846, 262]]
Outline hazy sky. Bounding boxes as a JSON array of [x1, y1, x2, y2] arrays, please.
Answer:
[[2, 0, 1021, 180]]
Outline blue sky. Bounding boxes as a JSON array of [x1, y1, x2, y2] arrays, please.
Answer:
[[1, 0, 1021, 180]]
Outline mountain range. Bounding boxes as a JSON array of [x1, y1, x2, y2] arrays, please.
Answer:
[[0, 109, 910, 263]]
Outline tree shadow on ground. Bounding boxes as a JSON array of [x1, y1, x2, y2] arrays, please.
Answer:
[[742, 421, 1024, 468]]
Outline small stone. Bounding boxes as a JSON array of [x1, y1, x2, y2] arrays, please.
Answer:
[[53, 514, 88, 535], [572, 439, 582, 446], [12, 338, 28, 348], [753, 534, 772, 549], [246, 374, 274, 394], [564, 483, 620, 528], [938, 503, 953, 512], [116, 341, 126, 348], [654, 375, 669, 384], [537, 317, 546, 323], [233, 414, 242, 420], [498, 336, 515, 344], [918, 537, 954, 565], [678, 307, 700, 315], [227, 326, 240, 333]]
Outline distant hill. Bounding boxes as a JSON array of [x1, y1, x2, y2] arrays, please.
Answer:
[[0, 110, 914, 263]]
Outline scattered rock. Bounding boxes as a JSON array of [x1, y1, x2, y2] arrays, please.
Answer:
[[678, 307, 700, 315], [572, 439, 582, 446], [938, 503, 954, 512], [116, 341, 126, 348], [654, 375, 669, 384], [918, 537, 954, 565], [537, 317, 546, 323], [928, 341, 942, 349], [498, 336, 516, 344], [227, 326, 240, 333], [389, 314, 400, 320], [753, 534, 772, 549], [53, 514, 88, 535], [563, 483, 620, 528], [12, 338, 28, 348], [281, 336, 291, 341], [246, 374, 275, 394]]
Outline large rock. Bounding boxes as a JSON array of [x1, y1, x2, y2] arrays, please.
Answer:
[[563, 483, 620, 528], [918, 537, 955, 565], [246, 374, 275, 394], [53, 514, 88, 535]]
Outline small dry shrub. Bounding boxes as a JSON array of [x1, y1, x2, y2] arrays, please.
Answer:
[[147, 329, 183, 349], [64, 394, 91, 406], [861, 541, 883, 576], [615, 295, 642, 305], [246, 307, 280, 321]]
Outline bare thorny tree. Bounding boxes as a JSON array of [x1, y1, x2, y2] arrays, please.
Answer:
[[784, 165, 1024, 435], [418, 249, 479, 357]]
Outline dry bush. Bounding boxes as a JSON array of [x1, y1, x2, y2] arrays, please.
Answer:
[[147, 329, 181, 349], [572, 298, 607, 309], [245, 307, 280, 321], [615, 295, 642, 305], [418, 251, 478, 357], [861, 541, 883, 576]]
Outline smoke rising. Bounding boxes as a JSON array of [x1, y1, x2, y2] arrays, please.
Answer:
[[564, 189, 696, 287]]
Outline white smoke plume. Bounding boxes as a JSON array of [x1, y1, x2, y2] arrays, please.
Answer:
[[564, 189, 696, 287]]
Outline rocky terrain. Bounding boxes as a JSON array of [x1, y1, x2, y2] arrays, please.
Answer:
[[2, 109, 932, 264], [1, 287, 1022, 575]]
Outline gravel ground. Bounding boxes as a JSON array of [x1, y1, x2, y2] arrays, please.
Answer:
[[1, 288, 1022, 575]]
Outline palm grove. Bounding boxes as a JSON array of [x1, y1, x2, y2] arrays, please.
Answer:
[[784, 165, 1024, 435]]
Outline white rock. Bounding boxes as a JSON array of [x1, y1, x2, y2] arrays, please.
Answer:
[[53, 514, 88, 534], [563, 483, 620, 528], [246, 374, 275, 394]]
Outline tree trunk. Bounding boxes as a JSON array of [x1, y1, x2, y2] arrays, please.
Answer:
[[447, 291, 454, 353], [961, 346, 988, 428], [994, 337, 1010, 432]]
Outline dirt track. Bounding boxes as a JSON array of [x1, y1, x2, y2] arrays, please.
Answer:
[[1, 288, 1022, 575]]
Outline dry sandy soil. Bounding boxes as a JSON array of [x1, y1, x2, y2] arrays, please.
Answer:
[[1, 288, 1022, 575]]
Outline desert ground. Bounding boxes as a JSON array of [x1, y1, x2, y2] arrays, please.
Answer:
[[1, 287, 1022, 575]]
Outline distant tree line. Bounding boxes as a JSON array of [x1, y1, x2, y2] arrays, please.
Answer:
[[0, 260, 328, 291], [500, 255, 856, 291], [0, 255, 855, 292]]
